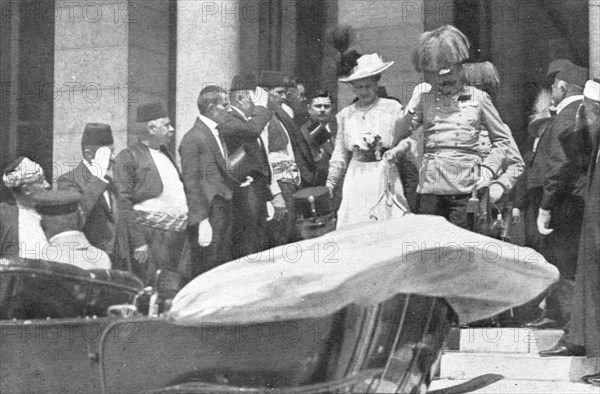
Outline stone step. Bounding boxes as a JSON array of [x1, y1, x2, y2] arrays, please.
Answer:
[[450, 327, 564, 354], [439, 352, 600, 382], [430, 378, 600, 393]]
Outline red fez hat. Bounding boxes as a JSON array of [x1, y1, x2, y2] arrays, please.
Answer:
[[81, 123, 114, 147], [230, 74, 258, 92], [137, 102, 167, 123], [258, 70, 287, 89], [555, 63, 588, 87]]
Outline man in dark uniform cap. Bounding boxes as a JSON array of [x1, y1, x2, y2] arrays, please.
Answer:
[[58, 123, 118, 264], [38, 189, 111, 270], [113, 102, 189, 282], [528, 60, 589, 329]]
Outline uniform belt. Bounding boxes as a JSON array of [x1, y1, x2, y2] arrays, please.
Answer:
[[423, 146, 481, 156]]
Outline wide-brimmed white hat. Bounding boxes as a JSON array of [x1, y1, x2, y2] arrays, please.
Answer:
[[339, 53, 394, 83]]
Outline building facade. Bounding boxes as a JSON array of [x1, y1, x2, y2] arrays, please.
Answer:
[[0, 0, 595, 190]]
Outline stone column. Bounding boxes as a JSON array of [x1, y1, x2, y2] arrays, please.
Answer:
[[175, 0, 242, 157], [590, 0, 600, 78], [53, 0, 130, 180]]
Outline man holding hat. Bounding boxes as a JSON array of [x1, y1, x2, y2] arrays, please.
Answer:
[[538, 79, 600, 386], [58, 123, 118, 264], [180, 85, 238, 276], [218, 75, 284, 258], [38, 189, 111, 270], [1, 157, 51, 259], [113, 102, 188, 282], [530, 60, 588, 330], [258, 70, 316, 247]]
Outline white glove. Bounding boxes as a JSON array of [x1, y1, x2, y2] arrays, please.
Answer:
[[198, 219, 213, 246], [406, 82, 432, 114], [250, 87, 269, 108], [537, 208, 553, 235], [488, 183, 504, 203], [90, 146, 111, 182], [511, 208, 521, 224]]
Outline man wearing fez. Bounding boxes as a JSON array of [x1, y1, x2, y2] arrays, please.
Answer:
[[538, 79, 600, 386], [58, 123, 118, 264], [113, 102, 188, 282], [390, 25, 516, 229], [259, 70, 316, 247], [218, 75, 285, 257], [530, 61, 588, 330], [38, 189, 111, 270], [180, 86, 238, 276], [1, 157, 51, 258], [300, 89, 337, 189]]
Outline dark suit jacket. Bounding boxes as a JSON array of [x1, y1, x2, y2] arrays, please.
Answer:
[[58, 162, 117, 255], [219, 105, 272, 182], [180, 117, 238, 226], [299, 120, 337, 187], [271, 107, 316, 188], [538, 98, 586, 211], [0, 202, 18, 258], [113, 142, 180, 254]]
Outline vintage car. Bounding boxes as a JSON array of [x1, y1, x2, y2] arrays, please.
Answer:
[[1, 216, 558, 393]]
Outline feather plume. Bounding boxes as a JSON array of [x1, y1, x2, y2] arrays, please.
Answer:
[[529, 89, 553, 123], [413, 25, 470, 72], [329, 25, 354, 54], [462, 62, 500, 100], [329, 25, 361, 77]]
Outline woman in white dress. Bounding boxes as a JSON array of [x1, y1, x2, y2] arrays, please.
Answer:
[[326, 53, 409, 228]]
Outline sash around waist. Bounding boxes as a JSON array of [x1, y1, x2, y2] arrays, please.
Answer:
[[352, 148, 389, 162]]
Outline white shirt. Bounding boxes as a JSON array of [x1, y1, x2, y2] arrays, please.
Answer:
[[199, 114, 226, 158], [555, 95, 583, 115], [17, 203, 49, 259], [46, 231, 111, 270], [133, 148, 188, 216]]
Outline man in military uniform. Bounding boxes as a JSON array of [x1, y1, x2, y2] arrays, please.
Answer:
[[39, 189, 111, 270], [395, 25, 521, 229]]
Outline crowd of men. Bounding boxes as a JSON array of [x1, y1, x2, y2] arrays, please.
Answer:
[[0, 30, 599, 384]]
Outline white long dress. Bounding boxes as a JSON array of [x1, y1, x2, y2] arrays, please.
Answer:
[[330, 98, 408, 228]]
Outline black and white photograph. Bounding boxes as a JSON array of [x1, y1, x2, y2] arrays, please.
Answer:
[[1, 0, 599, 392]]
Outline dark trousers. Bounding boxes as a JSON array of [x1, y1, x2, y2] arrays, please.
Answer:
[[187, 196, 234, 278], [266, 181, 301, 248], [523, 187, 543, 252], [417, 193, 471, 229], [540, 195, 584, 323], [232, 176, 269, 259], [132, 224, 188, 284]]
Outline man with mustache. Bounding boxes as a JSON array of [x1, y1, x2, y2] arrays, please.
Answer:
[[538, 79, 600, 387], [391, 25, 519, 229], [113, 102, 189, 282]]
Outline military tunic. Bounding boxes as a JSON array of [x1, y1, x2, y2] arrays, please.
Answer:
[[409, 86, 516, 195]]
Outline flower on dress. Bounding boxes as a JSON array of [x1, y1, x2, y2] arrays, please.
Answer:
[[353, 132, 384, 160]]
